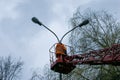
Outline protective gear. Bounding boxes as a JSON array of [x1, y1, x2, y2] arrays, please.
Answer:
[[55, 43, 67, 57]]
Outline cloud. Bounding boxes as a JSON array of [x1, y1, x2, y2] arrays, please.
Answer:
[[0, 0, 28, 21], [0, 0, 120, 80], [0, 29, 18, 55], [80, 0, 120, 14]]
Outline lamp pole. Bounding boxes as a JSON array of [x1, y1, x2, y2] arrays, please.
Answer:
[[31, 17, 89, 80], [60, 73, 62, 80]]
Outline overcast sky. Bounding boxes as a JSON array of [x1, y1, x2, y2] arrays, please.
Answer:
[[0, 0, 120, 80]]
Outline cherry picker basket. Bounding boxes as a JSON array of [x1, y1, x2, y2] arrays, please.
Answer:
[[49, 43, 76, 74]]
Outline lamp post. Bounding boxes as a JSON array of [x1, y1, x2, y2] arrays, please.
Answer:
[[31, 17, 89, 80]]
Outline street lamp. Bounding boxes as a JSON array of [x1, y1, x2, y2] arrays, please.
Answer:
[[31, 17, 89, 80], [32, 17, 89, 43]]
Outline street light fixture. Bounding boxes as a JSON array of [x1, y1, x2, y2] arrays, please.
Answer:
[[32, 17, 89, 43]]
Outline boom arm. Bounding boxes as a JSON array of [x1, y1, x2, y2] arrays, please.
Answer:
[[50, 44, 120, 74], [65, 44, 120, 65]]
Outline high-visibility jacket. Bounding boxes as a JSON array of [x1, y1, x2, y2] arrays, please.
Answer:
[[55, 43, 67, 55]]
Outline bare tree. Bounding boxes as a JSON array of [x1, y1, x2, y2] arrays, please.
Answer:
[[30, 64, 59, 80], [30, 72, 43, 80], [69, 8, 120, 80], [0, 56, 23, 80]]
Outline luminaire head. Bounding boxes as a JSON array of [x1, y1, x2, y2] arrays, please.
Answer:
[[78, 19, 89, 27], [32, 17, 42, 26]]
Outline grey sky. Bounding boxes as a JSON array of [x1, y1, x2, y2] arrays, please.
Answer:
[[0, 0, 120, 80]]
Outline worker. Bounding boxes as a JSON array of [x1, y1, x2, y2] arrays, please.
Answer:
[[55, 43, 67, 61]]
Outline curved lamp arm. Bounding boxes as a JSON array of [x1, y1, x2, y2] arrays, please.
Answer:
[[32, 17, 60, 42], [60, 20, 89, 43]]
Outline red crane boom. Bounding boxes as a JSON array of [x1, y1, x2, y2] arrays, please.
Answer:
[[50, 44, 120, 74]]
